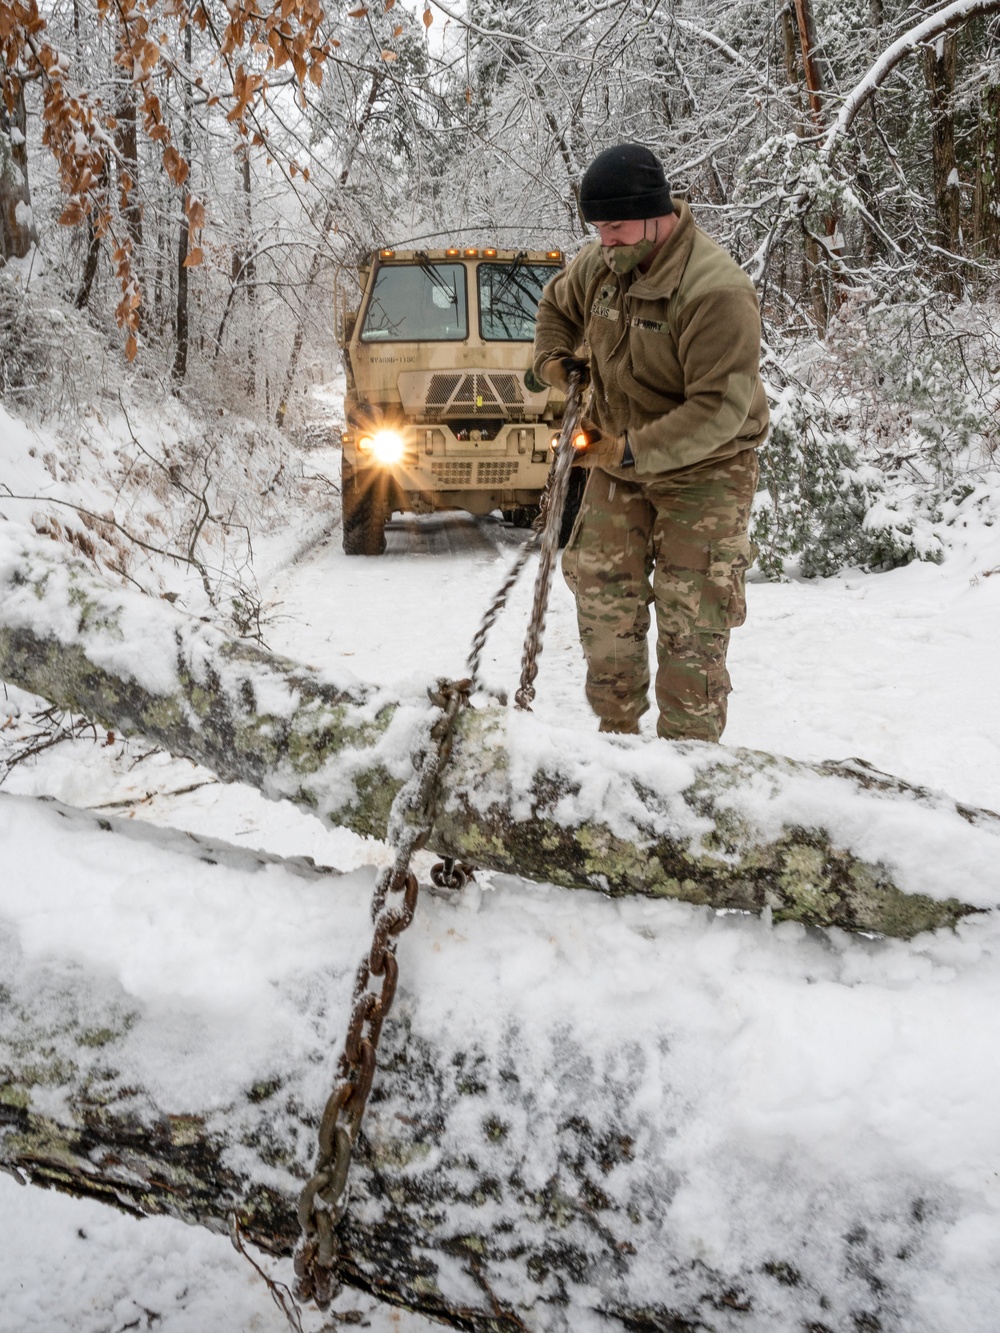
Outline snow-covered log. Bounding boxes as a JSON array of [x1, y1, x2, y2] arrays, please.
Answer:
[[4, 791, 1000, 1332], [1, 522, 998, 940]]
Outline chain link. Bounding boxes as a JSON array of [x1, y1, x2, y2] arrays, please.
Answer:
[[515, 375, 584, 710], [294, 378, 584, 1306], [294, 678, 469, 1307]]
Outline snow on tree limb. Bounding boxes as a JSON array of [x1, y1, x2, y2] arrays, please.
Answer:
[[820, 0, 1000, 162], [1, 522, 998, 939], [672, 16, 772, 91]]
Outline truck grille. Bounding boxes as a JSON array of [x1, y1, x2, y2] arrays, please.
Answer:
[[477, 461, 519, 484], [490, 373, 523, 405], [425, 374, 461, 407], [425, 372, 524, 416], [432, 461, 473, 485]]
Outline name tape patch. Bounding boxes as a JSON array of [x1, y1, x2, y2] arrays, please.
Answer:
[[630, 316, 668, 334]]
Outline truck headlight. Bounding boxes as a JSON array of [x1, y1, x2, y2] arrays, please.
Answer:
[[369, 429, 405, 464]]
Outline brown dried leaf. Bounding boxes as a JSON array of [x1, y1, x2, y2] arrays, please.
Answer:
[[162, 145, 190, 185], [59, 201, 85, 227], [183, 247, 204, 268], [422, 6, 432, 26], [125, 334, 138, 362], [347, 5, 369, 15], [380, 48, 397, 61]]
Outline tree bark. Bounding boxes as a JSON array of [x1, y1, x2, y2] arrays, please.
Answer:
[[0, 523, 996, 941], [115, 17, 144, 260], [792, 0, 824, 129], [973, 84, 1000, 260], [922, 5, 961, 291], [787, 0, 841, 330], [171, 23, 193, 385], [0, 83, 37, 262], [75, 159, 109, 310]]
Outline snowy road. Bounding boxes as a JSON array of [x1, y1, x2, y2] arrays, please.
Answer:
[[262, 487, 1000, 811]]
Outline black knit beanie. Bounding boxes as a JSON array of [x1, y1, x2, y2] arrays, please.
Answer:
[[579, 144, 673, 223]]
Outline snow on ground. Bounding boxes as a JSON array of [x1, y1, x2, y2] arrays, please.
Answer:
[[3, 403, 1000, 1330]]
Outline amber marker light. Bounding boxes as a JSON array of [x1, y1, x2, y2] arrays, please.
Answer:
[[379, 248, 395, 258], [358, 435, 374, 454], [483, 247, 497, 257], [464, 247, 478, 257], [551, 430, 589, 452], [547, 249, 562, 260], [445, 247, 460, 256]]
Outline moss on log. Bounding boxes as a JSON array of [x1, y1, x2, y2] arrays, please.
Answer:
[[1, 523, 998, 938]]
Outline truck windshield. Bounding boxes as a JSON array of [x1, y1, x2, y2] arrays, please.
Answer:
[[360, 263, 468, 341], [479, 263, 557, 341]]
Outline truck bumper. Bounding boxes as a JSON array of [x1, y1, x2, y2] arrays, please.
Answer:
[[343, 421, 555, 516]]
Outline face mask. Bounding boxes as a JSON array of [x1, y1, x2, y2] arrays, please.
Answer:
[[601, 236, 654, 275]]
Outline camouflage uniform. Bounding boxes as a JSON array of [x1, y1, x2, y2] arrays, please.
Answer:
[[534, 199, 769, 741], [562, 452, 758, 741]]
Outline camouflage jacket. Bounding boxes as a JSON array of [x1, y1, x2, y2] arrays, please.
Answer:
[[532, 201, 769, 478]]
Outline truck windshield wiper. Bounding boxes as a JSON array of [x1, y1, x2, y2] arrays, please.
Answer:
[[488, 251, 527, 309], [415, 251, 458, 306]]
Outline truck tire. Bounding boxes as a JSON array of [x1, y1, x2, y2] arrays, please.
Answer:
[[342, 464, 388, 556], [502, 506, 539, 530]]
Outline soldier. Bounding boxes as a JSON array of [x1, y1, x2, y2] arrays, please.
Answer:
[[533, 143, 769, 741]]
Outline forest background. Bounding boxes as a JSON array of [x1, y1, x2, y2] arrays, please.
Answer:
[[4, 0, 1000, 596]]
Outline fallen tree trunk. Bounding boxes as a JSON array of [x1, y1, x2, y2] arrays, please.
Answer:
[[1, 521, 998, 938], [4, 791, 1000, 1332]]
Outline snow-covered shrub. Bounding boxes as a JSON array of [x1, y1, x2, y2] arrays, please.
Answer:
[[754, 291, 1000, 579], [752, 383, 941, 579], [821, 291, 1000, 470], [0, 270, 107, 420]]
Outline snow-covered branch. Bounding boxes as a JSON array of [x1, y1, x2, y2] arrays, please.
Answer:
[[821, 0, 1000, 162]]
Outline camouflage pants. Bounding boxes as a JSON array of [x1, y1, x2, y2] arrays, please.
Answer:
[[561, 450, 759, 742]]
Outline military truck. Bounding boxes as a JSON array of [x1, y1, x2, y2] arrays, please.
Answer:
[[337, 245, 574, 555]]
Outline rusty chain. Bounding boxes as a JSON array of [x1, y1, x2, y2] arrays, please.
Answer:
[[294, 375, 584, 1308], [294, 676, 470, 1307]]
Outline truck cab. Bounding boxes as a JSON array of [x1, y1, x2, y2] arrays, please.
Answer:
[[338, 246, 567, 555]]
